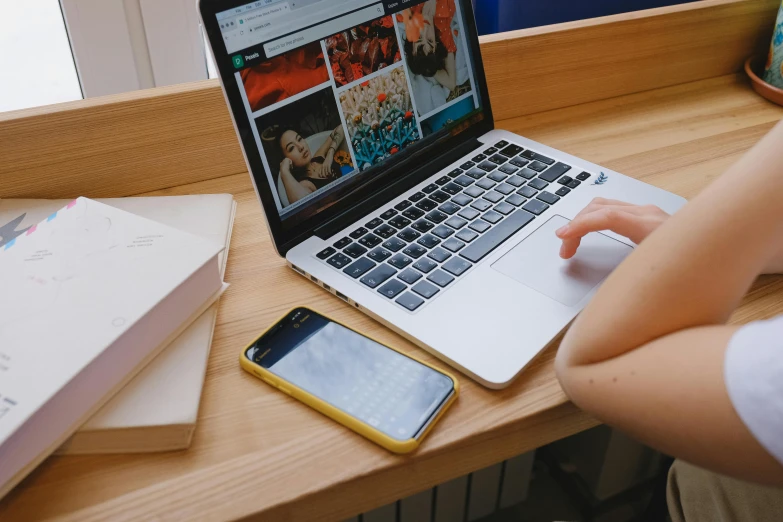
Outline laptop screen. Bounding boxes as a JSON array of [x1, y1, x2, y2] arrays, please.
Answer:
[[213, 0, 487, 228]]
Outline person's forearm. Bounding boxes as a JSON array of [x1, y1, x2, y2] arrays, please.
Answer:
[[281, 169, 312, 203], [558, 121, 783, 368]]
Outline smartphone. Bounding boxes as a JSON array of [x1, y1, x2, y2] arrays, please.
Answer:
[[240, 307, 459, 453]]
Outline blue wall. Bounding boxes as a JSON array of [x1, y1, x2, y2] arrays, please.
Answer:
[[474, 0, 697, 35]]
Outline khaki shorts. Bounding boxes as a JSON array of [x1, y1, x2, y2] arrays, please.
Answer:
[[667, 459, 783, 522]]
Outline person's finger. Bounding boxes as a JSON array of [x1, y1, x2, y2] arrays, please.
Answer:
[[556, 205, 650, 239], [558, 209, 648, 259]]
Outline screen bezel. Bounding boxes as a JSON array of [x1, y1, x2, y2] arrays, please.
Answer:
[[199, 0, 495, 255]]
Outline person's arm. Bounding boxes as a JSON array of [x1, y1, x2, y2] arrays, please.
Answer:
[[279, 158, 315, 204], [434, 53, 456, 91], [555, 121, 783, 485]]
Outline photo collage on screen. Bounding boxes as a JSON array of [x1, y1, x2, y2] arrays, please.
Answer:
[[235, 0, 479, 214]]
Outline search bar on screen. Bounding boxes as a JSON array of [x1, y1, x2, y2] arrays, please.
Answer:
[[264, 3, 384, 58]]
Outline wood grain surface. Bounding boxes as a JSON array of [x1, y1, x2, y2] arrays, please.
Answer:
[[0, 0, 778, 201], [1, 72, 782, 522]]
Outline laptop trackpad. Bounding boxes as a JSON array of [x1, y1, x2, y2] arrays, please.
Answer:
[[491, 215, 633, 306]]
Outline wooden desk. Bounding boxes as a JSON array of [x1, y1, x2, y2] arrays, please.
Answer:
[[1, 1, 782, 520]]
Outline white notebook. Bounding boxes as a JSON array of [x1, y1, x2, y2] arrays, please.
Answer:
[[0, 197, 225, 499], [0, 195, 236, 454]]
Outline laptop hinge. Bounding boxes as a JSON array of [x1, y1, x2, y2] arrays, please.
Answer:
[[314, 137, 483, 240]]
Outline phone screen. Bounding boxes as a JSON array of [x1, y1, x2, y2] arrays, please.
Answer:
[[246, 308, 454, 441]]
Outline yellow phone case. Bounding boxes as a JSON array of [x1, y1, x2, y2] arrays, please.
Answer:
[[239, 307, 459, 454]]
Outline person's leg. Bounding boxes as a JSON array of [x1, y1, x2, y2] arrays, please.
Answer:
[[667, 459, 783, 522]]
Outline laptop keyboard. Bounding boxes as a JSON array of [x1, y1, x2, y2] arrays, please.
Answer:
[[315, 141, 593, 312]]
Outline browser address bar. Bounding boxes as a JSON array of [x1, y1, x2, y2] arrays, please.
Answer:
[[264, 3, 384, 58]]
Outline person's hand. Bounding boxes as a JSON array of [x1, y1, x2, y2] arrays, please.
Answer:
[[556, 198, 670, 259], [280, 158, 293, 175]]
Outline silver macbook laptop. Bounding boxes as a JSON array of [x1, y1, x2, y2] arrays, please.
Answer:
[[200, 0, 686, 388]]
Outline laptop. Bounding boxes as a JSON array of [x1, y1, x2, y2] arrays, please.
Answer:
[[199, 0, 686, 388]]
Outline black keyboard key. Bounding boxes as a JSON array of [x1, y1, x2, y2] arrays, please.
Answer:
[[517, 186, 538, 198], [567, 179, 582, 189], [327, 252, 352, 269], [456, 229, 479, 243], [368, 247, 392, 262], [378, 279, 407, 299], [343, 257, 376, 279], [442, 238, 466, 252], [488, 171, 508, 183], [499, 144, 524, 157], [519, 168, 538, 180], [432, 224, 455, 239], [443, 257, 472, 277], [389, 254, 413, 270], [361, 264, 397, 289], [483, 191, 504, 204], [471, 199, 492, 212], [488, 154, 508, 165], [458, 207, 480, 221], [495, 183, 515, 196], [557, 175, 574, 186], [576, 172, 592, 181], [435, 176, 451, 186], [476, 178, 496, 190], [403, 244, 428, 259], [359, 234, 383, 248], [317, 247, 336, 260], [380, 209, 398, 220], [416, 199, 438, 211], [442, 183, 463, 195], [418, 234, 441, 249], [528, 178, 549, 190], [344, 243, 368, 258], [397, 228, 421, 242], [454, 175, 475, 187], [465, 185, 485, 198], [439, 201, 461, 215], [389, 215, 412, 229], [510, 157, 529, 168], [472, 154, 487, 162], [413, 258, 438, 274], [412, 281, 440, 299], [445, 216, 468, 230], [506, 194, 526, 207], [428, 269, 455, 288], [523, 199, 549, 215], [537, 191, 560, 205], [430, 191, 450, 204], [555, 187, 571, 197], [521, 150, 554, 164], [452, 194, 473, 206], [428, 247, 452, 263], [395, 200, 413, 211], [425, 210, 448, 224], [375, 224, 396, 239], [460, 161, 475, 170], [485, 147, 498, 155], [383, 237, 407, 252], [412, 219, 435, 233], [396, 292, 425, 311], [466, 167, 487, 180], [422, 183, 439, 194], [506, 175, 525, 187], [350, 227, 368, 239], [409, 192, 426, 202], [539, 162, 572, 183], [447, 168, 463, 178], [398, 268, 423, 284], [499, 164, 518, 175], [494, 202, 515, 215], [478, 161, 497, 172], [528, 161, 548, 172], [482, 210, 503, 224], [365, 218, 383, 229], [460, 209, 536, 263], [494, 140, 509, 148], [403, 207, 425, 220]]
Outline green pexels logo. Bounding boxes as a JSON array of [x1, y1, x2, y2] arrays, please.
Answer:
[[232, 55, 244, 69]]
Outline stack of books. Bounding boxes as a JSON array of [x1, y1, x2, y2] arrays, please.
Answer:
[[0, 194, 236, 498]]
